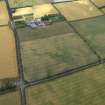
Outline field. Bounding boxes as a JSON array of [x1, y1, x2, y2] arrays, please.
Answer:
[[26, 64, 105, 105], [71, 15, 105, 59], [13, 7, 33, 17], [0, 26, 18, 79], [0, 0, 9, 25], [17, 21, 73, 41], [2, 1, 105, 105], [13, 3, 58, 18], [9, 0, 50, 8], [102, 8, 105, 13], [33, 4, 58, 18], [16, 21, 99, 81], [0, 91, 20, 105], [54, 0, 103, 21], [92, 0, 105, 7]]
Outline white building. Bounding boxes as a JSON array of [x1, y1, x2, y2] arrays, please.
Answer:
[[51, 0, 71, 3]]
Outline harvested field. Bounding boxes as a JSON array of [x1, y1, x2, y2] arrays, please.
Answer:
[[33, 4, 58, 18], [71, 15, 105, 59], [19, 29, 98, 81], [0, 91, 20, 105], [54, 0, 103, 21], [0, 0, 9, 25], [12, 3, 58, 23], [0, 26, 18, 79], [13, 7, 33, 17], [91, 0, 105, 8], [13, 4, 58, 18], [26, 64, 105, 105]]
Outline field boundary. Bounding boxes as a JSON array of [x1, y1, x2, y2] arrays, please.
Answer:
[[23, 1, 105, 104], [89, 0, 105, 15], [0, 88, 17, 96], [52, 3, 102, 60], [3, 1, 105, 105], [0, 24, 8, 27], [68, 14, 105, 22], [26, 60, 104, 87], [9, 0, 74, 9]]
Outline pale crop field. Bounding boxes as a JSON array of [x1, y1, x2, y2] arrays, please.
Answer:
[[0, 0, 9, 25], [0, 26, 18, 79], [12, 3, 58, 22], [33, 4, 58, 18], [91, 0, 105, 7], [13, 7, 33, 17], [54, 0, 103, 21]]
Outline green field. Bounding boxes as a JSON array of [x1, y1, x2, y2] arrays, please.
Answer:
[[9, 0, 50, 8], [71, 15, 105, 59], [17, 21, 98, 81], [26, 64, 105, 105], [17, 21, 73, 42], [0, 91, 20, 105]]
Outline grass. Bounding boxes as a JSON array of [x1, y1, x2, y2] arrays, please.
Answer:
[[0, 91, 20, 105], [0, 26, 18, 79], [0, 0, 9, 25], [20, 30, 98, 81], [71, 15, 105, 59], [17, 21, 72, 42], [54, 0, 103, 21], [26, 64, 105, 105]]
